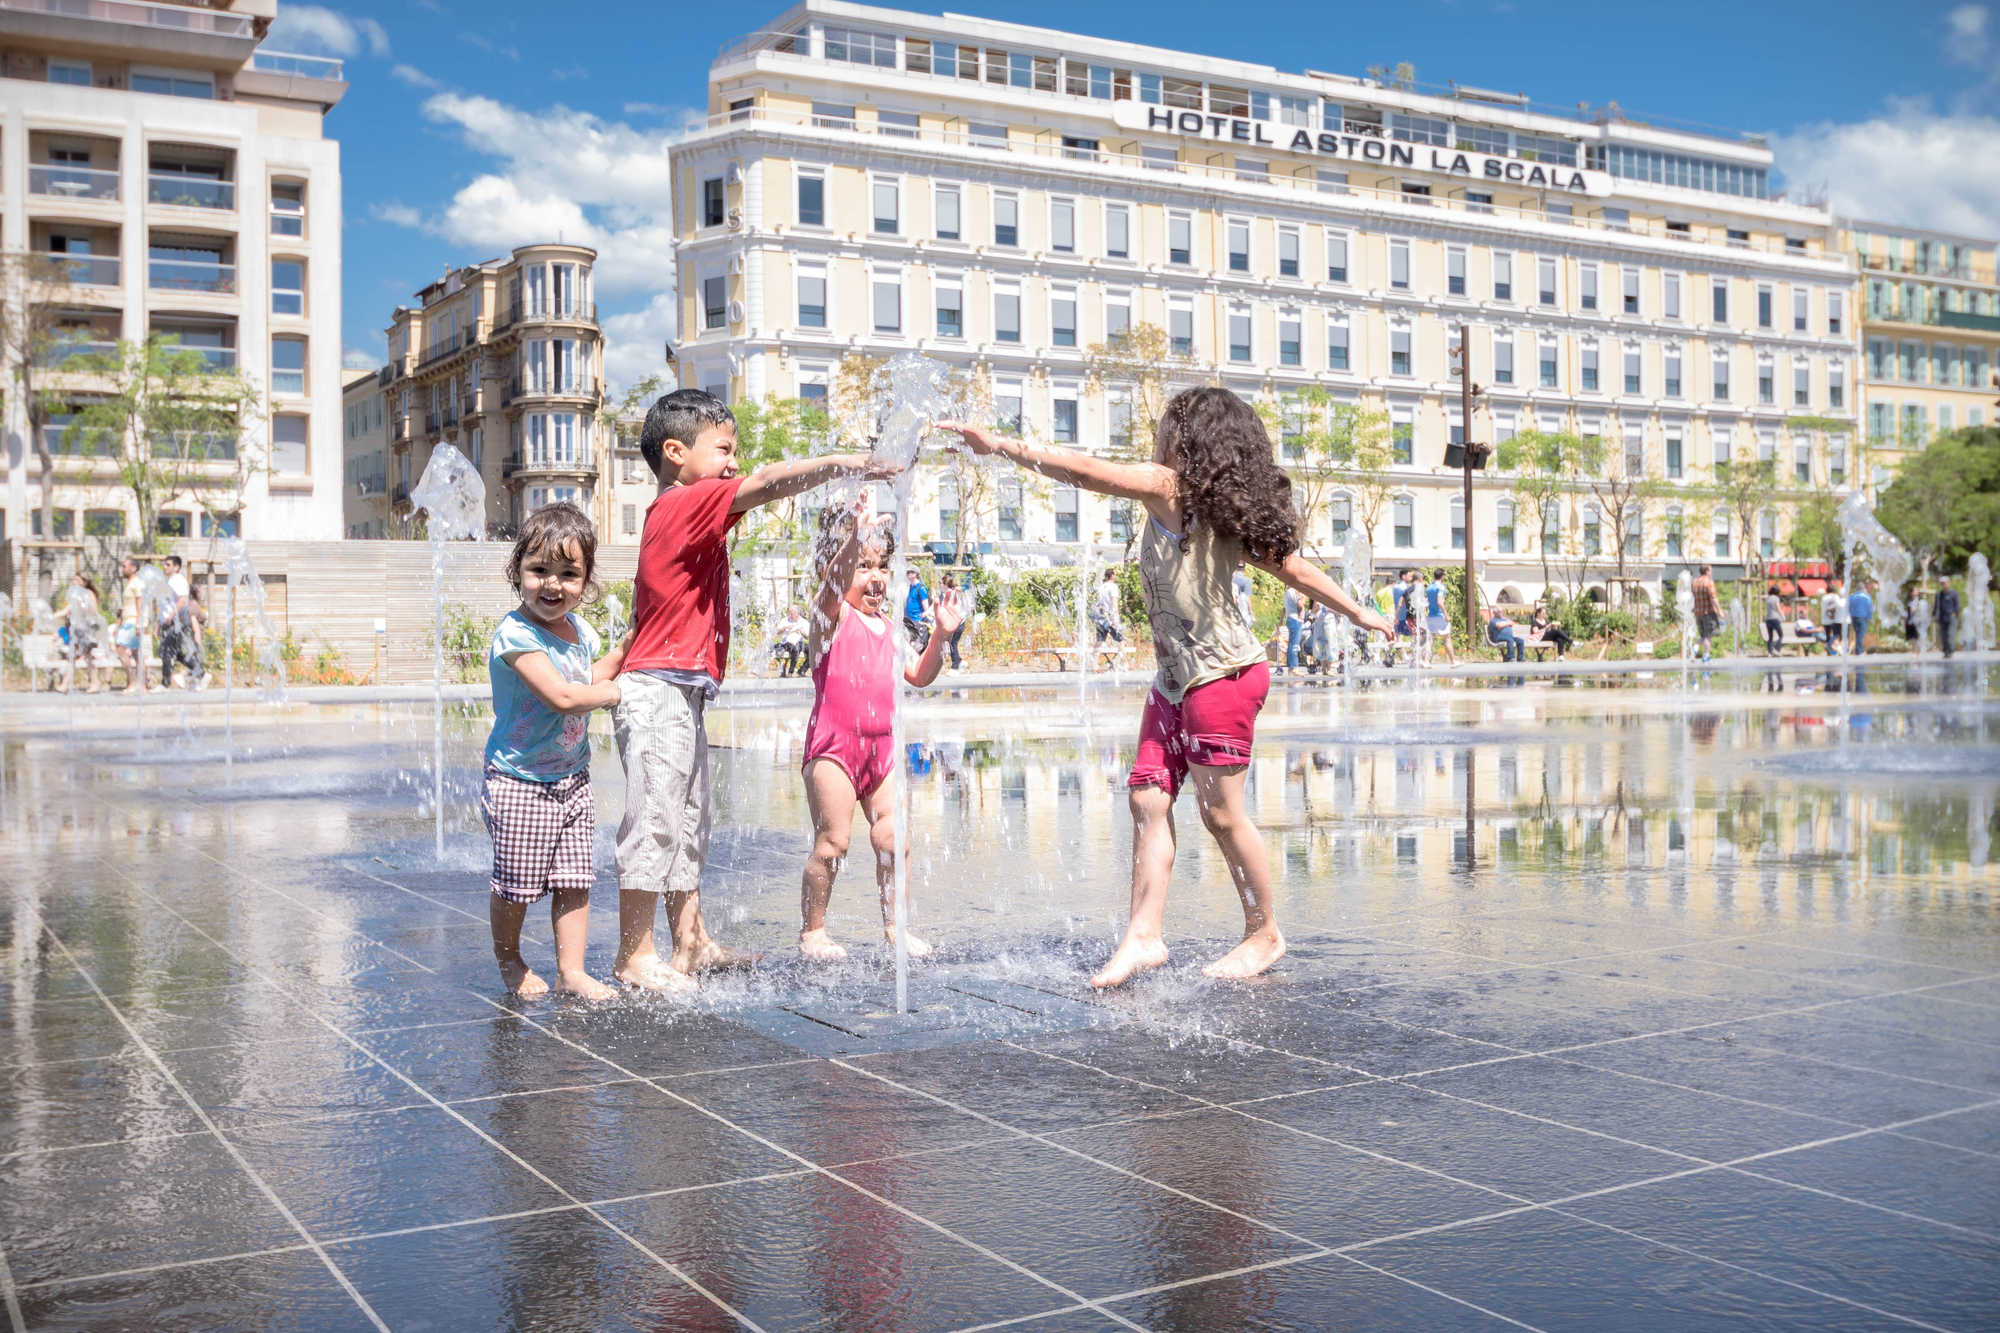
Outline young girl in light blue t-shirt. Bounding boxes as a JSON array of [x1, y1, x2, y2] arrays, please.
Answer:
[[482, 503, 622, 1000]]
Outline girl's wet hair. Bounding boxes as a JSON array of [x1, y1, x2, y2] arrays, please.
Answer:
[[1156, 386, 1300, 565], [815, 502, 896, 565], [507, 502, 600, 601]]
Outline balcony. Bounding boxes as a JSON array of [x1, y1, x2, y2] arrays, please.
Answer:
[[149, 259, 235, 294], [35, 339, 118, 369], [40, 422, 114, 457], [0, 0, 253, 36], [1939, 309, 2000, 333], [150, 431, 237, 461], [424, 411, 441, 434], [502, 449, 595, 480], [393, 416, 408, 441], [29, 165, 119, 201], [38, 253, 120, 286], [250, 51, 344, 80], [417, 332, 464, 368], [148, 175, 235, 211], [392, 483, 411, 505], [499, 300, 597, 328]]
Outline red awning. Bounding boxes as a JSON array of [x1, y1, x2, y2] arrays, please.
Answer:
[[1774, 579, 1798, 597], [1798, 578, 1828, 596]]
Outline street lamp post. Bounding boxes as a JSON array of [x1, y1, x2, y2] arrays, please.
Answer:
[[1448, 324, 1488, 645]]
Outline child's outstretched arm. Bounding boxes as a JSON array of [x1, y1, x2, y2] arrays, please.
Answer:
[[1253, 555, 1394, 638], [514, 650, 622, 714], [592, 627, 635, 684], [906, 586, 963, 688], [732, 453, 896, 514], [936, 423, 1176, 510]]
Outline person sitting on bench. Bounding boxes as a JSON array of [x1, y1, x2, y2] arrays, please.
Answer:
[[1485, 609, 1528, 663], [1529, 601, 1573, 661]]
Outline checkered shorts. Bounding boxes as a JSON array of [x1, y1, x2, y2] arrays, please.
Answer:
[[481, 766, 595, 905]]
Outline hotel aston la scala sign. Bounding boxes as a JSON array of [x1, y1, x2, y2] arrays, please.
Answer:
[[1111, 102, 1612, 196]]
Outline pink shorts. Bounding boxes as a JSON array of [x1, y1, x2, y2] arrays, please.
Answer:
[[1128, 661, 1270, 797], [804, 728, 896, 799]]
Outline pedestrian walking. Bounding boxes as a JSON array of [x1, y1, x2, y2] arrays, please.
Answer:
[[1939, 581, 1961, 657], [1692, 564, 1723, 662]]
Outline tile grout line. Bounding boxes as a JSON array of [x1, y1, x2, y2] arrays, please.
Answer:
[[34, 926, 394, 1333], [939, 1251, 1338, 1333], [1333, 1252, 1552, 1332], [0, 1234, 26, 1333]]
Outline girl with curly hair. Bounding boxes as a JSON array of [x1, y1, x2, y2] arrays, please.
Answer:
[[943, 387, 1391, 986]]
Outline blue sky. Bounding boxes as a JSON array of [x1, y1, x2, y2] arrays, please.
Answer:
[[272, 0, 2000, 389]]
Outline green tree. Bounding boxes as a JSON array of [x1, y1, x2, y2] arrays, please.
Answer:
[[1495, 428, 1588, 598], [726, 393, 834, 551], [0, 251, 81, 553], [1083, 322, 1197, 462], [1711, 444, 1784, 585], [1258, 386, 1394, 553], [70, 334, 264, 551], [1876, 426, 2000, 574]]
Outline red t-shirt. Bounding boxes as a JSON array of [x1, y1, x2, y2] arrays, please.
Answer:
[[623, 477, 745, 681]]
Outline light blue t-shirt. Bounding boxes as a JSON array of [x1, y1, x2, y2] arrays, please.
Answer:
[[1848, 590, 1874, 624], [486, 610, 602, 782], [1426, 581, 1447, 616]]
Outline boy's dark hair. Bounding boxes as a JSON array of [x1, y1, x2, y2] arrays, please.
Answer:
[[639, 389, 734, 480], [506, 502, 600, 602]]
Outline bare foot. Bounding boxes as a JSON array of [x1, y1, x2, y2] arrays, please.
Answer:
[[883, 929, 932, 959], [615, 959, 698, 994], [554, 970, 618, 1001], [1089, 936, 1170, 989], [681, 939, 763, 974], [498, 957, 549, 998], [1202, 930, 1287, 980], [799, 928, 849, 962]]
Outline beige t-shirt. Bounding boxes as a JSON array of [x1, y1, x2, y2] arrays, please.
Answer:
[[1139, 514, 1266, 703]]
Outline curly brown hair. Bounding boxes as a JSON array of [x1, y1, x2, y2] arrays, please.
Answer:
[[1156, 386, 1299, 564], [506, 501, 601, 603]]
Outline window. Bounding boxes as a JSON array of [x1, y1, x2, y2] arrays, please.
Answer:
[[1392, 411, 1413, 464], [1110, 501, 1134, 543], [1390, 240, 1410, 290], [1538, 256, 1557, 306], [1051, 289, 1077, 347], [1493, 334, 1514, 385], [83, 509, 124, 536], [876, 110, 919, 139], [811, 100, 857, 130], [1279, 313, 1301, 367], [1829, 443, 1846, 486], [872, 179, 900, 234], [998, 478, 1023, 540], [794, 172, 825, 229], [131, 65, 213, 98], [1054, 486, 1078, 541], [1665, 508, 1685, 558], [872, 273, 901, 333], [934, 184, 959, 240], [155, 512, 189, 537], [1664, 272, 1681, 319], [270, 413, 308, 474], [271, 337, 306, 394], [49, 57, 90, 85], [1711, 279, 1728, 324], [1829, 361, 1845, 408], [1868, 402, 1893, 443], [1583, 504, 1601, 556], [1665, 351, 1682, 398], [1279, 227, 1300, 278], [1794, 436, 1812, 484], [1108, 392, 1132, 450], [994, 380, 1024, 434], [1793, 287, 1808, 332], [1713, 353, 1730, 402], [1580, 264, 1598, 310], [1665, 431, 1683, 478], [1623, 268, 1640, 314], [270, 182, 304, 236], [1062, 135, 1099, 160], [995, 282, 1021, 342], [1493, 251, 1513, 301], [1623, 346, 1641, 394], [1228, 308, 1252, 363], [1106, 204, 1130, 258], [1228, 219, 1251, 273], [969, 121, 1007, 147], [271, 259, 303, 316], [1050, 197, 1075, 252], [1758, 360, 1775, 405], [935, 279, 962, 338], [994, 193, 1019, 247], [1759, 511, 1776, 559], [1713, 427, 1733, 469], [1105, 288, 1131, 337], [1170, 301, 1193, 356], [703, 275, 726, 330], [797, 264, 827, 327], [1624, 509, 1643, 557], [1330, 494, 1352, 542], [1828, 291, 1844, 335], [1052, 386, 1079, 444], [938, 476, 958, 539], [1581, 343, 1599, 392], [1542, 501, 1561, 555], [1539, 341, 1558, 388], [622, 504, 639, 536], [1794, 361, 1810, 407], [702, 177, 724, 228], [1757, 286, 1773, 328], [1169, 212, 1192, 265], [1450, 495, 1465, 551], [1391, 327, 1411, 376], [1447, 247, 1465, 295], [1236, 158, 1268, 182], [824, 25, 894, 65], [1495, 499, 1515, 553], [1328, 321, 1349, 371]]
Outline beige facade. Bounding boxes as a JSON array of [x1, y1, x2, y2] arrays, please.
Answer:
[[349, 244, 652, 545], [1842, 219, 1999, 479], [0, 0, 347, 548], [675, 2, 1864, 599]]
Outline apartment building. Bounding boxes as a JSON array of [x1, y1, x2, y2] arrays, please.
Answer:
[[340, 365, 387, 538], [0, 0, 345, 550], [675, 1, 1860, 601], [353, 243, 653, 544], [1841, 219, 1998, 476]]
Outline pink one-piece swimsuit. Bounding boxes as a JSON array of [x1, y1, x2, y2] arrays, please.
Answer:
[[803, 609, 897, 797]]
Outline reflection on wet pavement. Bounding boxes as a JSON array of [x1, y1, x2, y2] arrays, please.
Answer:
[[2, 665, 1996, 1330]]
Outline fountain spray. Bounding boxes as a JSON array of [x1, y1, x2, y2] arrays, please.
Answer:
[[409, 444, 487, 862], [131, 564, 175, 758]]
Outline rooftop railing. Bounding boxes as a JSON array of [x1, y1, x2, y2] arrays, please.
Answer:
[[689, 107, 1830, 260], [0, 0, 252, 37], [250, 50, 345, 80]]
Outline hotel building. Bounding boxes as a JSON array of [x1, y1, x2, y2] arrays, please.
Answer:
[[1840, 218, 1998, 477], [349, 244, 654, 544], [0, 0, 346, 552], [675, 1, 1860, 601]]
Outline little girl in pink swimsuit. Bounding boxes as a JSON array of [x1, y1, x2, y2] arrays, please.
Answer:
[[798, 505, 961, 961]]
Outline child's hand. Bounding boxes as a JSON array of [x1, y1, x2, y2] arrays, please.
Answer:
[[934, 422, 1002, 455], [934, 589, 966, 635], [859, 454, 903, 480], [1356, 608, 1395, 638]]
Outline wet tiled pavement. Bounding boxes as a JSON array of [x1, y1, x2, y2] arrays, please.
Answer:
[[2, 670, 1996, 1330]]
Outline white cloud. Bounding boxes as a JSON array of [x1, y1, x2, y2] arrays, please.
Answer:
[[1772, 100, 2000, 235], [370, 200, 423, 227], [600, 293, 680, 400], [266, 3, 389, 58], [1946, 4, 1990, 66], [344, 345, 380, 369], [391, 63, 441, 89]]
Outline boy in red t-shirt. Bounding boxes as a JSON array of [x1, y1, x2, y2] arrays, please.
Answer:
[[594, 389, 883, 991]]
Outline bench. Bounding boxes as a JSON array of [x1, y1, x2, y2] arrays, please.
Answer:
[[1768, 621, 1833, 656], [17, 633, 68, 690]]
